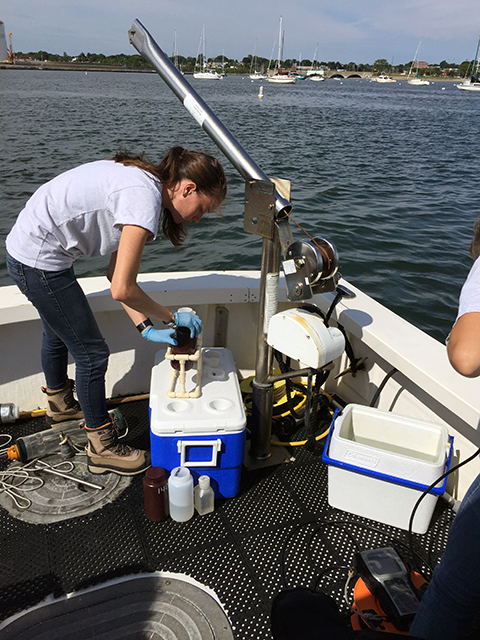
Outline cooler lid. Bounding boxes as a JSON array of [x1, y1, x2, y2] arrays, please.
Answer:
[[149, 347, 246, 434]]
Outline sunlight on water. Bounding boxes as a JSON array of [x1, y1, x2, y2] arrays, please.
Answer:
[[1, 70, 479, 342]]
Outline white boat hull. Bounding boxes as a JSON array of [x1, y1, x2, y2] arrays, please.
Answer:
[[193, 72, 223, 80], [408, 78, 430, 85], [267, 75, 297, 84], [457, 82, 480, 91], [374, 75, 396, 83], [2, 270, 480, 500]]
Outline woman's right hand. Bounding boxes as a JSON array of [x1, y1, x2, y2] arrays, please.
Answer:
[[175, 312, 203, 337], [141, 326, 177, 345]]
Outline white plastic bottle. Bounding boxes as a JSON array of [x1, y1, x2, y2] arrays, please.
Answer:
[[168, 466, 194, 522], [194, 475, 215, 515]]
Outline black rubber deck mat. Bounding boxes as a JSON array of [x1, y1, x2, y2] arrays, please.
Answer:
[[0, 400, 455, 639]]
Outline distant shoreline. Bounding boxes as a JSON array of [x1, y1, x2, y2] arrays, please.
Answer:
[[0, 61, 464, 81], [0, 61, 153, 73]]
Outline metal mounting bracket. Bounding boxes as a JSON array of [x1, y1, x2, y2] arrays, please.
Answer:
[[244, 179, 276, 240]]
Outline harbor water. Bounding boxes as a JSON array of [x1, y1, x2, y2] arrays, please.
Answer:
[[1, 69, 479, 343]]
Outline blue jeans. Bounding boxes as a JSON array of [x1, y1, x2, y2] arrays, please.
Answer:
[[409, 472, 480, 639], [6, 253, 110, 429]]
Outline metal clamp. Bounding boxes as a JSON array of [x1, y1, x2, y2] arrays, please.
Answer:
[[177, 439, 222, 467]]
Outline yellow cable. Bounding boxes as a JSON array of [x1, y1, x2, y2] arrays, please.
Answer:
[[270, 424, 331, 447]]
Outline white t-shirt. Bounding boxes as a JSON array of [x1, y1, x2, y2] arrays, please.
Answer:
[[6, 160, 163, 271], [457, 258, 480, 319]]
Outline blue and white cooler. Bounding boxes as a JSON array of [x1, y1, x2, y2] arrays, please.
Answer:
[[149, 347, 246, 498]]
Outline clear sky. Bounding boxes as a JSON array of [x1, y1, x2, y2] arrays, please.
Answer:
[[2, 0, 480, 66]]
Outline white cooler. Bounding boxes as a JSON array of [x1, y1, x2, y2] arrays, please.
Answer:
[[322, 404, 453, 534]]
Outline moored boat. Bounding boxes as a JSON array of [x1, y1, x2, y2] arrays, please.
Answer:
[[374, 74, 396, 83], [267, 16, 297, 84], [457, 35, 480, 92], [193, 23, 222, 80], [407, 40, 430, 86]]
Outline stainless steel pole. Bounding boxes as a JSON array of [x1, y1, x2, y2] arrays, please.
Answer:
[[129, 19, 289, 460], [128, 19, 291, 216]]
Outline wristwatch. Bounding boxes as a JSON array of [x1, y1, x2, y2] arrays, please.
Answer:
[[163, 311, 178, 328], [136, 318, 153, 333]]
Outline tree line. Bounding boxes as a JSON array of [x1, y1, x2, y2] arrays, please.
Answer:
[[13, 50, 474, 77]]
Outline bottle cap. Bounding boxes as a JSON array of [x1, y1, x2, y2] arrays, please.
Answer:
[[146, 467, 166, 481], [198, 475, 210, 489], [170, 467, 191, 483]]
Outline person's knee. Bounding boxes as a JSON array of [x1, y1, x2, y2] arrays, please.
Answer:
[[76, 338, 110, 373]]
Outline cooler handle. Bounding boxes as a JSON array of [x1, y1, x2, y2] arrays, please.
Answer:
[[177, 439, 222, 467]]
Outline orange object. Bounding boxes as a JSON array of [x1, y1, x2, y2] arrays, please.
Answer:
[[7, 445, 21, 461], [351, 572, 427, 635]]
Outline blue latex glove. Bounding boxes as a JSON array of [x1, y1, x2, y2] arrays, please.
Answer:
[[141, 325, 177, 345], [174, 311, 203, 338]]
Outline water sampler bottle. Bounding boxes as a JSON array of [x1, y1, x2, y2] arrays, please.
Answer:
[[171, 307, 197, 371], [7, 418, 88, 462], [168, 466, 194, 522], [194, 475, 215, 515]]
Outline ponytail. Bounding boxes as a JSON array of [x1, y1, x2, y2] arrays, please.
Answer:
[[112, 147, 226, 248]]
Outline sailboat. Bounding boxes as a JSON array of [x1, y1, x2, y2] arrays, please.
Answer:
[[456, 35, 480, 92], [407, 39, 430, 85], [249, 38, 265, 80], [171, 31, 184, 76], [295, 53, 306, 80], [267, 16, 296, 84], [307, 44, 325, 81], [193, 23, 222, 80]]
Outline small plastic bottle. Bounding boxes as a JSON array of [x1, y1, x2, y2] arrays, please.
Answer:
[[143, 467, 169, 522], [194, 475, 215, 515], [168, 466, 194, 522]]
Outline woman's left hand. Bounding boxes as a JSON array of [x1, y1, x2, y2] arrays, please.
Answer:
[[175, 312, 203, 337]]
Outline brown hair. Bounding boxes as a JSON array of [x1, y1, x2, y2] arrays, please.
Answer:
[[112, 147, 227, 247], [471, 216, 480, 261]]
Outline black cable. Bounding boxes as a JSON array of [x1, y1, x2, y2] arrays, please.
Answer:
[[408, 444, 480, 571], [279, 514, 436, 592], [273, 350, 331, 438], [369, 367, 398, 407], [273, 349, 305, 421], [300, 302, 361, 377]]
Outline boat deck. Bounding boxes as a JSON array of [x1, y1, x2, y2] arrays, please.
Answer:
[[0, 399, 462, 638]]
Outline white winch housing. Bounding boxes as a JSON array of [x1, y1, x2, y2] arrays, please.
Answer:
[[267, 308, 345, 368]]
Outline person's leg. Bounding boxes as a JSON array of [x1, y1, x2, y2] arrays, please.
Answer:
[[39, 320, 85, 423], [6, 254, 149, 475], [409, 472, 480, 639], [40, 321, 70, 391], [7, 254, 109, 427], [8, 252, 84, 422]]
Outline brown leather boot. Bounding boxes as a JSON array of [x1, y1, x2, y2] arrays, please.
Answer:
[[85, 416, 150, 476], [42, 379, 84, 425]]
